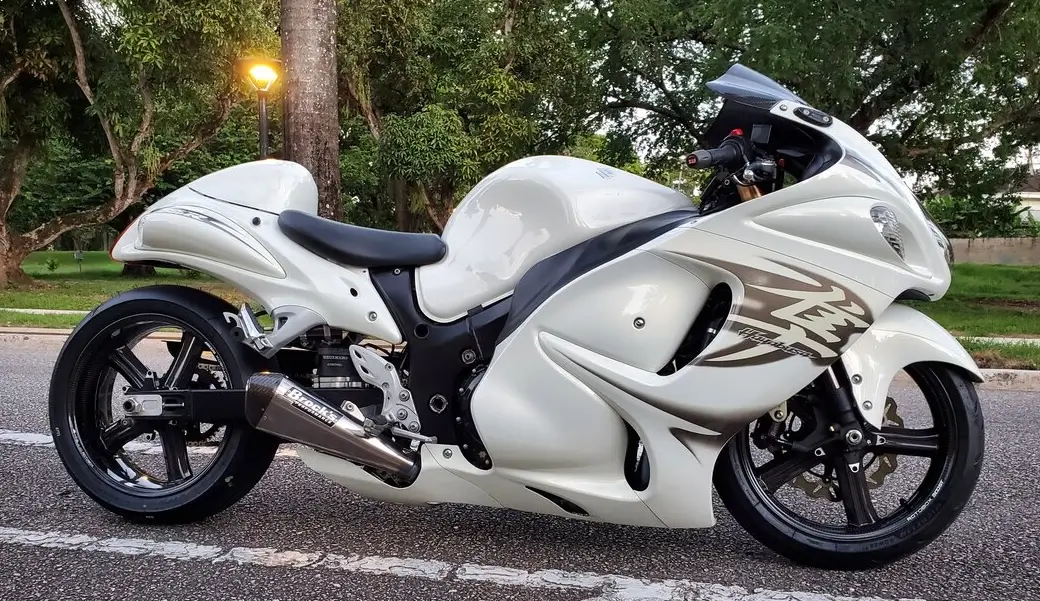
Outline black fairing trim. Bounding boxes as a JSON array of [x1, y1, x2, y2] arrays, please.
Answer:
[[497, 209, 701, 343], [278, 210, 447, 268], [370, 269, 510, 444], [896, 289, 931, 302]]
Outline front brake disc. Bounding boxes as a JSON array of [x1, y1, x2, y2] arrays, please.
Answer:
[[865, 396, 904, 490], [790, 396, 904, 500]]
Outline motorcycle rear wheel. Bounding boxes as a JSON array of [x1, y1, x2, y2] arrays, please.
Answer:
[[49, 285, 280, 524], [714, 362, 984, 569]]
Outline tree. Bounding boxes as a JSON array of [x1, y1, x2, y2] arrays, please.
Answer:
[[0, 1, 73, 285], [584, 0, 1040, 202], [281, 0, 341, 220], [0, 0, 276, 286], [337, 0, 598, 231]]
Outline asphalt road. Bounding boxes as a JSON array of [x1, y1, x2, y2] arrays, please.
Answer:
[[0, 333, 1037, 601]]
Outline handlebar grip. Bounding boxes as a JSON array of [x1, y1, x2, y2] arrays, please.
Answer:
[[686, 141, 743, 169]]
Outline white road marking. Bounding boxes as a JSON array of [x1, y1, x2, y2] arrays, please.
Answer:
[[0, 429, 298, 457], [0, 527, 921, 601]]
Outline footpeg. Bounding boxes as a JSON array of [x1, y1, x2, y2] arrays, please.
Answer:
[[245, 373, 419, 481], [224, 304, 273, 354]]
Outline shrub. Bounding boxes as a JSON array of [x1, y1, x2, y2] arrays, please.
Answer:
[[924, 195, 1040, 238]]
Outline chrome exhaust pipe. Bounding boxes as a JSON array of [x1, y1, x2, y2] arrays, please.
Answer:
[[245, 373, 419, 481]]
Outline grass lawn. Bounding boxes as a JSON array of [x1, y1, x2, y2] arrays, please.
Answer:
[[4, 251, 246, 311], [912, 264, 1040, 337]]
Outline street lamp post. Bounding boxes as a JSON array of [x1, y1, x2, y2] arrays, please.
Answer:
[[237, 58, 282, 159]]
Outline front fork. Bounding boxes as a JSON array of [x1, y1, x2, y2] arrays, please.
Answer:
[[817, 363, 872, 477]]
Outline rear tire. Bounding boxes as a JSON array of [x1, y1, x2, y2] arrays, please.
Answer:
[[714, 363, 984, 569], [49, 285, 281, 524]]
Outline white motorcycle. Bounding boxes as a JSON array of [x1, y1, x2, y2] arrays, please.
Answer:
[[49, 64, 983, 570]]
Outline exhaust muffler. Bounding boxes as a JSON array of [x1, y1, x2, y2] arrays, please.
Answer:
[[245, 373, 419, 482]]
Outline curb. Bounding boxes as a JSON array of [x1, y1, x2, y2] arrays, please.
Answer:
[[976, 369, 1040, 392], [893, 369, 1040, 393], [0, 327, 181, 342], [962, 336, 1040, 347], [0, 327, 76, 336]]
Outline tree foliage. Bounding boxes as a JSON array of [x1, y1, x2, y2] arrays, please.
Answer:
[[924, 195, 1040, 239], [6, 0, 1040, 273], [337, 0, 599, 230], [584, 0, 1040, 205], [0, 0, 276, 284]]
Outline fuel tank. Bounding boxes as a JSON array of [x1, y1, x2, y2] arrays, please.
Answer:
[[415, 156, 694, 322]]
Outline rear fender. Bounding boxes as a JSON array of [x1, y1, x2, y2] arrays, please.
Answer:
[[841, 303, 982, 429], [114, 202, 286, 278]]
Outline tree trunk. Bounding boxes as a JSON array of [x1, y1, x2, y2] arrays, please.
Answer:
[[422, 184, 455, 233], [0, 139, 35, 288], [0, 261, 31, 287], [281, 0, 342, 221], [0, 239, 34, 288], [390, 179, 413, 231]]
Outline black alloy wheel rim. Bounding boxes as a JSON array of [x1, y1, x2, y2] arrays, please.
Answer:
[[736, 365, 959, 539], [65, 314, 232, 495]]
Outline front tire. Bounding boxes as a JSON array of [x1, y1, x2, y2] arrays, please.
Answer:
[[49, 285, 281, 524], [714, 363, 984, 569]]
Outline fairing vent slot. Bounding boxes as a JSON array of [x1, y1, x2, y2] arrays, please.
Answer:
[[526, 487, 589, 516], [624, 421, 650, 492], [658, 283, 733, 375]]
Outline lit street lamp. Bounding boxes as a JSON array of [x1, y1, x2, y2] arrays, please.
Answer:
[[237, 58, 282, 159]]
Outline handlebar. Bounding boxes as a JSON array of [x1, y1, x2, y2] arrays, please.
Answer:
[[685, 130, 748, 170], [686, 144, 742, 169]]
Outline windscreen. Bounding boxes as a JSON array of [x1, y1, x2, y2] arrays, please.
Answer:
[[705, 64, 808, 110]]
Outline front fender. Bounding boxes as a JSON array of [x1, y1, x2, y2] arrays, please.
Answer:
[[841, 303, 983, 429]]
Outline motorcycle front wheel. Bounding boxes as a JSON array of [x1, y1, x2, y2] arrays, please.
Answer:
[[714, 362, 984, 570]]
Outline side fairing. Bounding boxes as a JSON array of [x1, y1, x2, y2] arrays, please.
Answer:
[[697, 160, 951, 299], [466, 224, 893, 528], [468, 249, 713, 527]]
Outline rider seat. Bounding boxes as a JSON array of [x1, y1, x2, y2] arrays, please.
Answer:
[[277, 210, 447, 268]]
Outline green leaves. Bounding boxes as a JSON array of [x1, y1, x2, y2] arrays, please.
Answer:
[[380, 105, 479, 184], [925, 194, 1040, 239], [584, 0, 1040, 208], [336, 0, 598, 228], [1, 0, 278, 263], [6, 136, 113, 234]]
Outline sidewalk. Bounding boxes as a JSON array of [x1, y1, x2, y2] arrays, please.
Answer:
[[960, 336, 1040, 346], [0, 326, 182, 341], [0, 308, 89, 315]]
